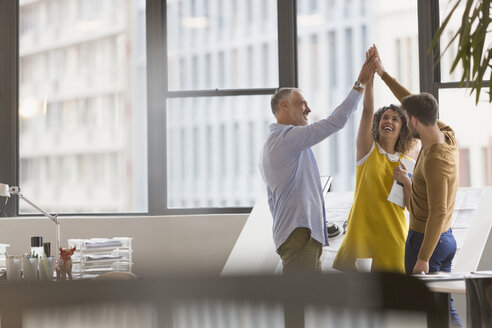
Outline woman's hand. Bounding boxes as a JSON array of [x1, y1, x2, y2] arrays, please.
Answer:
[[394, 162, 412, 209], [393, 162, 411, 186]]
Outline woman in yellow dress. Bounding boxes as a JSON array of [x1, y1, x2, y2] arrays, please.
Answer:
[[333, 46, 416, 273]]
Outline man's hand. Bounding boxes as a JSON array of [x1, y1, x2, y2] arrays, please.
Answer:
[[357, 45, 377, 86], [365, 48, 376, 86], [373, 45, 385, 76], [413, 259, 429, 274]]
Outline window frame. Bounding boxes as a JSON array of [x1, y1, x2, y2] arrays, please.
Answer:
[[0, 1, 19, 217]]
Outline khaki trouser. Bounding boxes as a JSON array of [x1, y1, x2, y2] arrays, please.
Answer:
[[278, 227, 322, 275]]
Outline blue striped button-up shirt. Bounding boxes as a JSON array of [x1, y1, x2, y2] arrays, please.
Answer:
[[260, 89, 362, 250]]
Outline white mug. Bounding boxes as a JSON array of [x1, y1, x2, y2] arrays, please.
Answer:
[[355, 258, 373, 272]]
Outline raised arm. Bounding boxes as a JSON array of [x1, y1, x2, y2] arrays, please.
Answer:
[[282, 50, 376, 154], [380, 72, 412, 102], [375, 46, 445, 127], [356, 47, 376, 161], [374, 45, 411, 102], [281, 90, 361, 154]]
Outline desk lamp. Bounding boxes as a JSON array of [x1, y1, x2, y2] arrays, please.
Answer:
[[0, 183, 60, 260]]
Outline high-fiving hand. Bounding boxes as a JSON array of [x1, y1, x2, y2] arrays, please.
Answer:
[[357, 46, 377, 86], [373, 45, 385, 76]]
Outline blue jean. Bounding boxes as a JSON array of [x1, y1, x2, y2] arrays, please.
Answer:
[[405, 229, 462, 327]]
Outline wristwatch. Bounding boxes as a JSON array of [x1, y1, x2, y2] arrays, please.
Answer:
[[354, 80, 365, 90]]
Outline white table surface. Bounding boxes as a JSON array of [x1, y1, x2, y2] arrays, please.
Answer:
[[425, 280, 466, 294]]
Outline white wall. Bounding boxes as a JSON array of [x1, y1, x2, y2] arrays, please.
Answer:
[[4, 212, 492, 326], [0, 214, 248, 276]]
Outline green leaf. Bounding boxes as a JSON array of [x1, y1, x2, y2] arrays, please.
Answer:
[[434, 0, 492, 103]]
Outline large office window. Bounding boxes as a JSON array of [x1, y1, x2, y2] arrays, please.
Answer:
[[167, 0, 278, 91], [18, 0, 148, 213], [166, 95, 270, 208], [438, 89, 492, 188], [163, 0, 278, 210], [296, 0, 420, 191], [1, 0, 488, 216]]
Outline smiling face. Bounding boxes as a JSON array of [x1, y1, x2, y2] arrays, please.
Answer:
[[283, 90, 311, 126], [378, 109, 402, 140], [372, 105, 417, 155]]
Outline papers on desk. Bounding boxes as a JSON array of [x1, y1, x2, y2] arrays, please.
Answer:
[[387, 157, 415, 208], [469, 271, 492, 277], [415, 271, 492, 283], [413, 272, 466, 282], [84, 255, 123, 261], [85, 240, 124, 249]]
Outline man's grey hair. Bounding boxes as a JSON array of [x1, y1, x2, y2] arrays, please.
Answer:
[[270, 87, 300, 116]]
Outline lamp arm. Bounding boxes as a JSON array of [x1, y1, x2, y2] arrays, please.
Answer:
[[17, 194, 59, 225], [10, 187, 61, 259]]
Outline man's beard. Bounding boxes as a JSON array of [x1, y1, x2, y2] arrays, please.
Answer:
[[407, 122, 419, 139], [410, 129, 420, 139]]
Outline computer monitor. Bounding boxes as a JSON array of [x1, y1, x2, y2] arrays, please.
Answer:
[[453, 187, 492, 273]]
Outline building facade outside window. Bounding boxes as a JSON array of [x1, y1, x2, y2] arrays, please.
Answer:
[[18, 0, 148, 213], [10, 0, 492, 215]]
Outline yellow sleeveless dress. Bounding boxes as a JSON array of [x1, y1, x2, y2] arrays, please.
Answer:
[[332, 143, 410, 273]]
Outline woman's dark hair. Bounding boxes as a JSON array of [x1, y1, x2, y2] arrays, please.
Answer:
[[371, 104, 416, 155]]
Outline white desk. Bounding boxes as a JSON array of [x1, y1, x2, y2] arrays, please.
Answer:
[[423, 274, 492, 327], [426, 280, 466, 294], [419, 278, 466, 327], [223, 188, 492, 276], [423, 272, 492, 294]]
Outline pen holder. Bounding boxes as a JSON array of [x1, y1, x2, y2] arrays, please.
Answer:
[[39, 257, 55, 281], [22, 255, 39, 280], [6, 255, 22, 281]]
